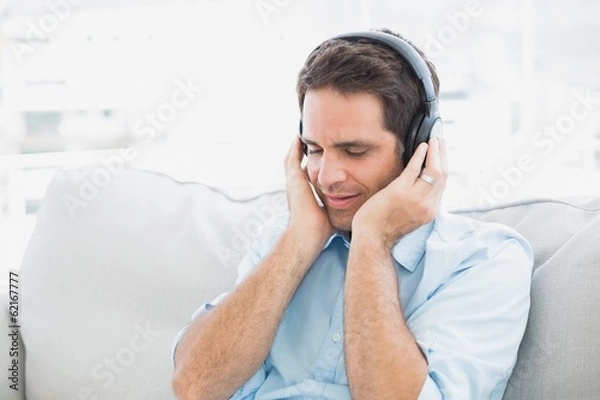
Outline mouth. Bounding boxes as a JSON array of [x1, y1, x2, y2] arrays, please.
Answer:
[[323, 194, 361, 210]]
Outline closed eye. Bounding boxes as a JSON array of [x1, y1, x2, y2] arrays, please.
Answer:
[[345, 149, 367, 157]]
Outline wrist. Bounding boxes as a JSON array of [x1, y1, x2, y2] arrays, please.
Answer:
[[288, 217, 332, 245], [348, 231, 396, 277], [351, 220, 396, 251], [282, 225, 328, 265]]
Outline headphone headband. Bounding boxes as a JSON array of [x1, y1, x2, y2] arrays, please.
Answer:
[[330, 31, 437, 104]]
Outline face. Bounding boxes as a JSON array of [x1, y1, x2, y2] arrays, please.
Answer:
[[302, 87, 403, 231]]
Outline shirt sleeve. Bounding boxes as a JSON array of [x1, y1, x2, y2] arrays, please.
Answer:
[[412, 233, 534, 400], [171, 291, 230, 369]]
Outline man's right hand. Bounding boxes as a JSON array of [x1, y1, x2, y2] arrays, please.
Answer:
[[173, 139, 330, 398], [285, 136, 334, 251]]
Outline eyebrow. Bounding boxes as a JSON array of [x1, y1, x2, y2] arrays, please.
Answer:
[[301, 138, 373, 149]]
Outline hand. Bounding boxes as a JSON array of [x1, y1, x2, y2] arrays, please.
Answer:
[[285, 136, 334, 249], [352, 137, 448, 249]]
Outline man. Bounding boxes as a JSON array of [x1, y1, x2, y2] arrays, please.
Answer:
[[172, 28, 533, 399]]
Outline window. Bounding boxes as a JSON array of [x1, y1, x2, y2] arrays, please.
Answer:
[[1, 0, 599, 270]]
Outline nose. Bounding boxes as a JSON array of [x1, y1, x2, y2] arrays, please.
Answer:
[[317, 151, 347, 189]]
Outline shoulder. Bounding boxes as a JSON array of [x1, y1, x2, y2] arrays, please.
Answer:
[[429, 211, 534, 277], [251, 211, 291, 258], [234, 212, 290, 285]]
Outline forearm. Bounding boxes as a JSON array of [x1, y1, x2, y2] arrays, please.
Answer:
[[344, 234, 427, 399], [173, 229, 320, 400]]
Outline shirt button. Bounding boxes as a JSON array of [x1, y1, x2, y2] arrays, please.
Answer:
[[332, 333, 342, 343], [302, 380, 313, 391]]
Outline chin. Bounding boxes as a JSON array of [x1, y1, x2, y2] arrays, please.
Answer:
[[326, 211, 354, 232]]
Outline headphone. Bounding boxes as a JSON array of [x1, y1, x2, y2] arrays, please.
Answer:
[[299, 30, 443, 167]]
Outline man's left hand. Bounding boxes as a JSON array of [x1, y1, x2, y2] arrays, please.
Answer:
[[351, 137, 448, 249]]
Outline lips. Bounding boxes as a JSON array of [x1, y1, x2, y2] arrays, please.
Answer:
[[323, 194, 360, 209]]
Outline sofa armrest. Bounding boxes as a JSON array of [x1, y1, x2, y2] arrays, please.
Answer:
[[0, 273, 26, 400]]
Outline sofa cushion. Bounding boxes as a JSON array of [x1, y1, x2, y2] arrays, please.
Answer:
[[452, 198, 600, 399], [20, 167, 285, 400]]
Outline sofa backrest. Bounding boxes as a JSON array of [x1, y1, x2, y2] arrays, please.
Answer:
[[20, 167, 278, 400], [453, 198, 600, 399], [18, 167, 600, 399]]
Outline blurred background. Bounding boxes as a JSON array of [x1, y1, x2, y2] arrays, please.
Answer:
[[1, 0, 599, 272]]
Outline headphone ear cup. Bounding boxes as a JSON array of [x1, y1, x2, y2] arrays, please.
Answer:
[[403, 113, 425, 167], [415, 116, 433, 149], [298, 119, 308, 155]]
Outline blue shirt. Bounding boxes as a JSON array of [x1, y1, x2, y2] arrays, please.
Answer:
[[173, 210, 533, 399]]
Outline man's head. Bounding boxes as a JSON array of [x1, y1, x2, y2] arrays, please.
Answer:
[[296, 28, 440, 231]]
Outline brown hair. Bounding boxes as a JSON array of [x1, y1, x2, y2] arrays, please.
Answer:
[[296, 28, 440, 157]]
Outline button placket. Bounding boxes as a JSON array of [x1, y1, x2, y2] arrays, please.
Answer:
[[314, 288, 345, 381]]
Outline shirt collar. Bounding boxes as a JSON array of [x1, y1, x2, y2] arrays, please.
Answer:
[[321, 220, 435, 273], [322, 231, 351, 249]]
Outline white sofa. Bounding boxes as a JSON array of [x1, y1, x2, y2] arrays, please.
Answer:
[[2, 167, 599, 399]]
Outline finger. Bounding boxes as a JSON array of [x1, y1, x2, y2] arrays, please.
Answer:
[[402, 142, 429, 182], [286, 137, 302, 171], [301, 163, 310, 180], [286, 136, 299, 161], [416, 140, 442, 191], [439, 137, 448, 175], [420, 138, 448, 195], [425, 137, 448, 190], [285, 138, 294, 167], [424, 137, 440, 174]]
